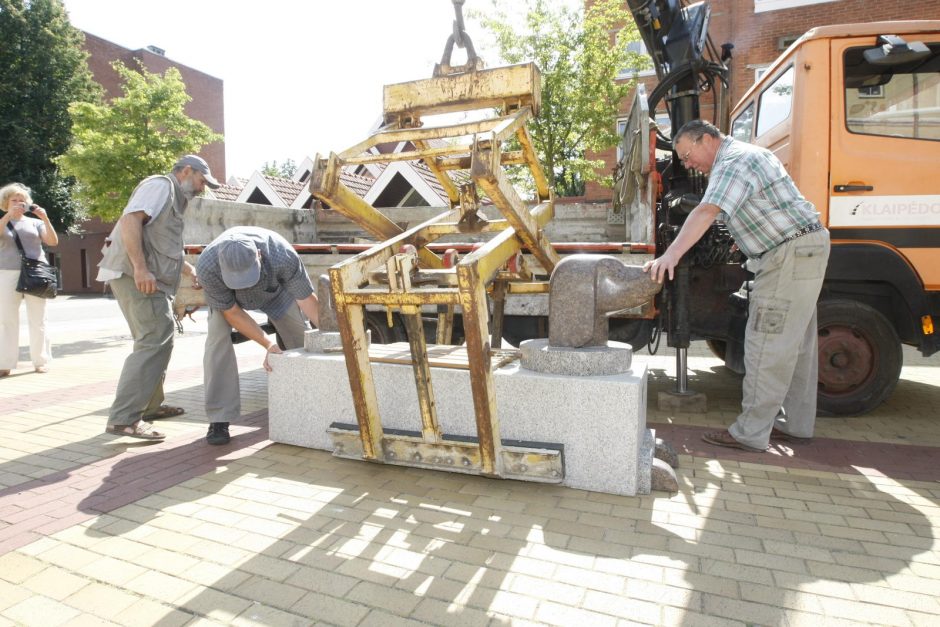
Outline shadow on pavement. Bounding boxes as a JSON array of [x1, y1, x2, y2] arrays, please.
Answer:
[[65, 413, 937, 625]]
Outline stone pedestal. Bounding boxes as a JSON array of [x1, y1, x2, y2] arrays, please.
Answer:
[[269, 338, 661, 495]]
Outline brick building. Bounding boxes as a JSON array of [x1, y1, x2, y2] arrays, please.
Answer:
[[583, 0, 940, 201], [55, 32, 224, 293]]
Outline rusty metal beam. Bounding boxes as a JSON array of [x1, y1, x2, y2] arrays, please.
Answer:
[[423, 219, 509, 238], [490, 106, 532, 144], [413, 139, 460, 205], [455, 261, 502, 476], [459, 226, 521, 285], [337, 118, 501, 161], [516, 125, 552, 201], [341, 290, 461, 307], [334, 210, 463, 280], [328, 269, 383, 460], [383, 63, 541, 119], [310, 152, 407, 240], [343, 145, 469, 166], [435, 150, 527, 171], [505, 281, 551, 294], [401, 308, 442, 444], [470, 138, 560, 273], [329, 426, 564, 483]]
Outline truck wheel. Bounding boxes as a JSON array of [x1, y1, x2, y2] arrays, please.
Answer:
[[365, 311, 405, 344], [705, 339, 727, 361], [816, 299, 902, 416]]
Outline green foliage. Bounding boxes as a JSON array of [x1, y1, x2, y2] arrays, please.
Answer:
[[473, 0, 647, 197], [59, 60, 222, 221], [0, 0, 100, 231], [261, 158, 298, 179]]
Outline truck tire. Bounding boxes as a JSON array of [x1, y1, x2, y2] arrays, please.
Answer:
[[365, 311, 406, 344], [705, 339, 726, 361], [816, 299, 902, 416]]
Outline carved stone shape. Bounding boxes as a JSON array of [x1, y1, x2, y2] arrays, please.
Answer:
[[650, 458, 679, 493], [654, 437, 679, 469], [548, 255, 662, 348]]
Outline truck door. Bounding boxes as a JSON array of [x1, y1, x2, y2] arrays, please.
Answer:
[[829, 35, 940, 290]]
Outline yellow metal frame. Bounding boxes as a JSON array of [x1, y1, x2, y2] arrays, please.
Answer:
[[310, 62, 562, 481]]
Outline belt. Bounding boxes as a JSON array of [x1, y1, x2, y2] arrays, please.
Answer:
[[781, 221, 823, 244], [753, 222, 823, 259]]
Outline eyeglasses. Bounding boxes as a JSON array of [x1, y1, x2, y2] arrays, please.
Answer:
[[678, 138, 700, 164]]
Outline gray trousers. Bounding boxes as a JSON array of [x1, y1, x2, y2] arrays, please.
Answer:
[[729, 229, 831, 449], [204, 304, 307, 424], [108, 274, 174, 427]]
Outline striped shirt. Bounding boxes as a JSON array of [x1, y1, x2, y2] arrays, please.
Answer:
[[197, 227, 314, 319], [701, 136, 819, 259]]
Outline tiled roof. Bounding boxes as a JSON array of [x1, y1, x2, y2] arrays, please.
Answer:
[[263, 175, 306, 205], [340, 171, 375, 197], [412, 160, 449, 200], [208, 183, 242, 202]]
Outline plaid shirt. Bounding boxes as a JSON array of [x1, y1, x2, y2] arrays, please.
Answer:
[[197, 227, 314, 320], [702, 136, 819, 259]]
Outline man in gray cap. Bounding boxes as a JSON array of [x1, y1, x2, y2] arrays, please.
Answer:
[[196, 226, 320, 445], [99, 155, 221, 440]]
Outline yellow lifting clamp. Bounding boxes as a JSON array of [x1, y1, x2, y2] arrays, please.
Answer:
[[310, 0, 563, 483]]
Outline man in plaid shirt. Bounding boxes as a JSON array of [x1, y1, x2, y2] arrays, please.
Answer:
[[645, 120, 830, 452], [197, 227, 320, 445]]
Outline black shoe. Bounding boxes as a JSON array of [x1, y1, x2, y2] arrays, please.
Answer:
[[206, 422, 230, 445]]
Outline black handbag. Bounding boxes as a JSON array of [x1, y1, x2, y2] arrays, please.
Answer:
[[6, 222, 57, 299]]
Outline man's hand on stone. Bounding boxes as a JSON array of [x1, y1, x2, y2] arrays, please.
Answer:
[[263, 344, 283, 372], [643, 252, 678, 284]]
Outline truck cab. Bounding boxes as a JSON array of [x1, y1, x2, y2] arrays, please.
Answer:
[[727, 21, 940, 414]]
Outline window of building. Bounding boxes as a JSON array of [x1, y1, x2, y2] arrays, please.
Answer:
[[754, 0, 835, 13], [755, 65, 794, 137], [618, 39, 655, 79], [844, 42, 940, 141], [616, 112, 670, 163], [753, 64, 771, 82], [616, 118, 629, 163]]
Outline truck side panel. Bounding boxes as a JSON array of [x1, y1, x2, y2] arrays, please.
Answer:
[[828, 35, 940, 291]]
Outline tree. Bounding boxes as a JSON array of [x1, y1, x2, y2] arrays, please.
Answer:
[[474, 0, 647, 196], [0, 0, 100, 231], [58, 60, 222, 221], [261, 158, 298, 179]]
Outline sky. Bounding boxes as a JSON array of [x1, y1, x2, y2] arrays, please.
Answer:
[[60, 0, 530, 181]]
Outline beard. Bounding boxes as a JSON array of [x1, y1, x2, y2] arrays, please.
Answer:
[[180, 178, 198, 201]]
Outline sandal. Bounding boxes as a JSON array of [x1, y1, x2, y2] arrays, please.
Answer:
[[702, 430, 767, 452], [142, 405, 186, 420], [771, 426, 811, 444], [106, 421, 166, 441]]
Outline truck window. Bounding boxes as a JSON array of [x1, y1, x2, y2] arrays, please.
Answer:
[[731, 102, 755, 142], [844, 43, 940, 141], [755, 66, 795, 137]]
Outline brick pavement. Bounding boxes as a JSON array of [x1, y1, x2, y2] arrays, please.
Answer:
[[0, 296, 938, 626]]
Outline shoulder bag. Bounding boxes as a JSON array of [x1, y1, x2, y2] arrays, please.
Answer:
[[5, 222, 57, 299]]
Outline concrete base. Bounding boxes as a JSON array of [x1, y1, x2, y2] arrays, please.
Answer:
[[304, 330, 344, 353], [269, 348, 655, 496], [520, 338, 633, 376], [658, 389, 708, 413]]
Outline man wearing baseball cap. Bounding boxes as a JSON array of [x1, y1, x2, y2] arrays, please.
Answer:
[[99, 155, 221, 441], [196, 226, 320, 445]]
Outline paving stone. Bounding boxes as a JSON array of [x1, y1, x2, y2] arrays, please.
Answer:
[[1, 302, 939, 626]]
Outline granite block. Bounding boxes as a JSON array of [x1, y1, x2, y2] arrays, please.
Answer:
[[269, 349, 653, 495]]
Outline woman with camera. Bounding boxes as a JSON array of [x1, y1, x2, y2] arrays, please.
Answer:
[[0, 183, 59, 377]]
